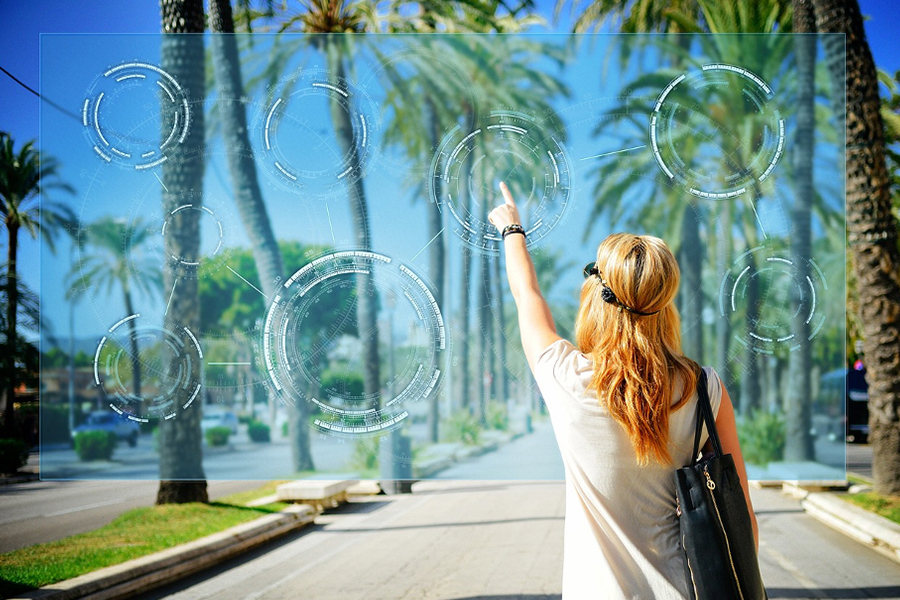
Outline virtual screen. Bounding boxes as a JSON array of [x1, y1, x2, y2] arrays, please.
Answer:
[[39, 34, 846, 481]]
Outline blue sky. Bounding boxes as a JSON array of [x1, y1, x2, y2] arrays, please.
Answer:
[[0, 0, 893, 345]]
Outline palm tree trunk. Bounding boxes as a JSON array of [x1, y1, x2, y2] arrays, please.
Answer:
[[156, 0, 208, 505], [208, 0, 314, 471], [493, 252, 509, 403], [680, 202, 703, 362], [740, 248, 763, 417], [325, 42, 380, 411], [3, 223, 18, 436], [426, 101, 444, 443], [812, 0, 900, 495], [716, 202, 733, 407], [785, 0, 817, 461], [122, 286, 142, 405]]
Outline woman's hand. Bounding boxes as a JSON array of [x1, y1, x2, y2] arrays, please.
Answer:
[[487, 182, 523, 234]]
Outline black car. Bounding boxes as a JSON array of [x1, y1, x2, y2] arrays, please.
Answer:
[[846, 367, 869, 444]]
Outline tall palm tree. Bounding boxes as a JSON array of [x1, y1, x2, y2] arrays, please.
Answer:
[[156, 0, 208, 505], [811, 0, 900, 495], [207, 0, 316, 471], [0, 133, 73, 436], [67, 216, 162, 411]]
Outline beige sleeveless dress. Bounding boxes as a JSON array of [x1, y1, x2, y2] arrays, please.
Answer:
[[534, 339, 723, 600]]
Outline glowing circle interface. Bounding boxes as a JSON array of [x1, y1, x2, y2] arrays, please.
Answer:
[[263, 251, 445, 435], [430, 110, 571, 254], [719, 248, 827, 353], [257, 70, 378, 195], [650, 64, 785, 199], [82, 61, 191, 170], [93, 314, 203, 421]]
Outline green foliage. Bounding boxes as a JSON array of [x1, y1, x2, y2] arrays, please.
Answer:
[[445, 410, 481, 445], [74, 431, 116, 462], [0, 500, 287, 594], [351, 437, 382, 473], [320, 370, 364, 398], [737, 410, 786, 467], [247, 420, 271, 443], [0, 438, 28, 473], [484, 401, 509, 431], [205, 426, 231, 447], [846, 492, 900, 526]]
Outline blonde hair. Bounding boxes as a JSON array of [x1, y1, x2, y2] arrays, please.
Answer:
[[575, 233, 699, 466]]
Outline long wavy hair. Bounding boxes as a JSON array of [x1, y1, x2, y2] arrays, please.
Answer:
[[575, 233, 699, 466]]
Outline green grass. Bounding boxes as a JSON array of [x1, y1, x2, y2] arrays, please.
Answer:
[[0, 500, 289, 596], [844, 492, 900, 526]]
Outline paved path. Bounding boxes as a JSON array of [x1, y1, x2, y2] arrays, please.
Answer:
[[128, 480, 900, 600], [127, 427, 899, 600]]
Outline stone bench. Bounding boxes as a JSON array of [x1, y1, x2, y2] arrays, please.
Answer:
[[275, 480, 358, 512]]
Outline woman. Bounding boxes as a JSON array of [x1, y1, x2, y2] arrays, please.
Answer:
[[487, 182, 758, 599]]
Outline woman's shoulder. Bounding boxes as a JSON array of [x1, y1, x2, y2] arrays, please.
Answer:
[[534, 339, 593, 390]]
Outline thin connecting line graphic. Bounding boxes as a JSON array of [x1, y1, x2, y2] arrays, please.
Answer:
[[579, 144, 646, 161], [411, 228, 445, 262], [326, 203, 336, 244], [154, 171, 169, 192], [226, 265, 268, 299], [164, 278, 177, 316]]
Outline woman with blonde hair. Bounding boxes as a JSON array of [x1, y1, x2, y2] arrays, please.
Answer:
[[488, 182, 758, 599]]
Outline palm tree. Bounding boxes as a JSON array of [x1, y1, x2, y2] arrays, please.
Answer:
[[811, 0, 900, 495], [207, 0, 317, 471], [67, 216, 162, 412], [156, 0, 208, 504], [0, 133, 74, 436]]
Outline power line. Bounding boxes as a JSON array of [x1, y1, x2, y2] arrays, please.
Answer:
[[0, 63, 85, 124]]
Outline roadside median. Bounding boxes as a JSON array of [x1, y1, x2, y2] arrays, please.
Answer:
[[2, 480, 362, 600]]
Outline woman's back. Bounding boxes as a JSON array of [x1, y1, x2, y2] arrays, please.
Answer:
[[534, 338, 723, 600]]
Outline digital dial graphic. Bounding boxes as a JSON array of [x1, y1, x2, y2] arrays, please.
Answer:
[[82, 61, 191, 170], [263, 251, 446, 435], [430, 110, 572, 254], [256, 69, 379, 196], [650, 64, 785, 199], [719, 247, 827, 354], [93, 314, 203, 421]]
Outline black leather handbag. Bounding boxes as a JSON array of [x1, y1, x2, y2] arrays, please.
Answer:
[[674, 369, 767, 600]]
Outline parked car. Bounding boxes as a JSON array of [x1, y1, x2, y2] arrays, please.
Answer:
[[818, 366, 869, 444], [72, 410, 140, 447], [201, 410, 239, 435]]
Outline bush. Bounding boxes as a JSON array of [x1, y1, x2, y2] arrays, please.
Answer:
[[445, 410, 481, 445], [737, 410, 786, 467], [205, 426, 231, 447], [351, 437, 381, 472], [248, 421, 270, 443], [282, 421, 289, 438], [74, 431, 116, 461], [484, 402, 509, 431], [0, 438, 28, 473]]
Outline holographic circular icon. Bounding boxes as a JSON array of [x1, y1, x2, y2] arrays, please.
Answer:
[[263, 251, 446, 436], [719, 247, 827, 353], [83, 61, 192, 170], [430, 110, 572, 255], [256, 69, 379, 196], [93, 314, 203, 421], [650, 64, 785, 200], [130, 191, 235, 281]]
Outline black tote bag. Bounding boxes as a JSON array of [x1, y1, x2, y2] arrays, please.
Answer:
[[675, 369, 767, 600]]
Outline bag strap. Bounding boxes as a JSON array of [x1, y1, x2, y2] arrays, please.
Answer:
[[690, 368, 723, 464]]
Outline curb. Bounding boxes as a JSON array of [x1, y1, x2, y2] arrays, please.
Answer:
[[11, 504, 316, 600], [801, 491, 900, 565]]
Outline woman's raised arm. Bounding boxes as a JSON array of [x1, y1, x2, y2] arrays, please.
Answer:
[[488, 182, 562, 372]]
